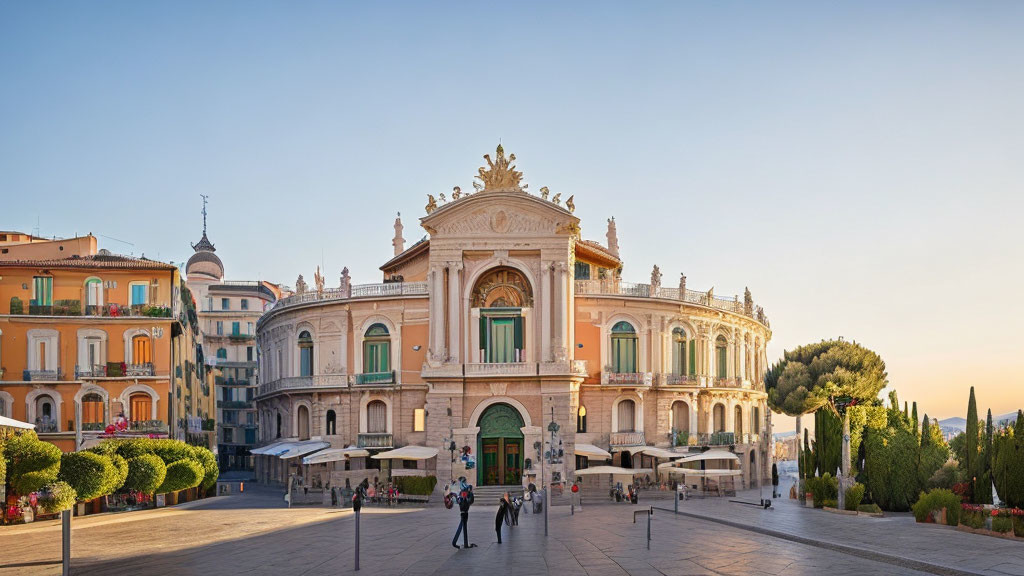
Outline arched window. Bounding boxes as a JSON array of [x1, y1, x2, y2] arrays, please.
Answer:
[[132, 334, 152, 364], [671, 328, 686, 375], [367, 400, 387, 433], [616, 399, 636, 433], [85, 277, 103, 310], [81, 393, 105, 426], [576, 405, 587, 433], [35, 394, 57, 432], [297, 405, 310, 440], [276, 412, 282, 438], [216, 348, 227, 359], [671, 401, 689, 436], [734, 405, 744, 436], [713, 403, 726, 433], [326, 410, 337, 435], [0, 397, 5, 418], [715, 335, 728, 378], [363, 324, 391, 374], [298, 331, 313, 377], [130, 393, 152, 422], [611, 321, 637, 373]]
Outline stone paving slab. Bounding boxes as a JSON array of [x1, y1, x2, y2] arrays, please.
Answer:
[[0, 484, 1010, 575]]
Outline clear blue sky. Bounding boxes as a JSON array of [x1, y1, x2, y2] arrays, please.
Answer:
[[2, 2, 1022, 424]]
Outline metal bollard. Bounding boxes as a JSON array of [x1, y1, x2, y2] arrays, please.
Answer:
[[674, 488, 679, 514], [354, 509, 360, 571], [647, 508, 651, 550], [62, 509, 71, 576]]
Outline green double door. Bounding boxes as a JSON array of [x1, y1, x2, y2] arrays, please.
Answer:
[[477, 403, 525, 486], [481, 438, 523, 486]]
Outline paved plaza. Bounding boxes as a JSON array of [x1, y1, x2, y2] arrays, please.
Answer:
[[1, 484, 1022, 576]]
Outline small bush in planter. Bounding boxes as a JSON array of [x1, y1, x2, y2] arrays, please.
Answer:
[[844, 483, 865, 511], [857, 503, 883, 514], [960, 505, 986, 529], [992, 512, 1013, 534], [912, 489, 960, 526], [57, 451, 118, 501], [821, 498, 838, 509]]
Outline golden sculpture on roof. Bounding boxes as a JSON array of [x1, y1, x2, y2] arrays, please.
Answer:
[[475, 144, 524, 192]]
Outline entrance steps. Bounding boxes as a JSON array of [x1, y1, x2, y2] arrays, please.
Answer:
[[471, 485, 522, 503]]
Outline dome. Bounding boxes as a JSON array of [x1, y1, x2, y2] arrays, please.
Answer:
[[186, 232, 224, 281]]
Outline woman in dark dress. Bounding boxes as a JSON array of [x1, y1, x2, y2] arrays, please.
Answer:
[[495, 492, 511, 543]]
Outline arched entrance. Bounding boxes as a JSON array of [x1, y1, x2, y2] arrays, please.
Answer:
[[477, 403, 524, 486]]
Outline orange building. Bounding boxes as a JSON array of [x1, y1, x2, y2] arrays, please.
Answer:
[[0, 233, 213, 452]]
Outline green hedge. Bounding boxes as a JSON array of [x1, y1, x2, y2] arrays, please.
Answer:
[[844, 483, 865, 511], [58, 451, 117, 501], [911, 489, 960, 526], [37, 481, 77, 513], [3, 432, 61, 495], [394, 476, 437, 496], [124, 454, 167, 494], [150, 439, 195, 464], [157, 459, 204, 494]]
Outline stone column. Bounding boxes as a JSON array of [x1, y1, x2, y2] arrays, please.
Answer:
[[429, 265, 446, 362], [339, 315, 349, 375], [553, 262, 568, 361], [540, 262, 552, 362], [689, 395, 698, 438], [447, 263, 462, 363], [738, 332, 747, 381]]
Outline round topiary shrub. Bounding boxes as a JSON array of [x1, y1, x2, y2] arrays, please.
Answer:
[[37, 481, 78, 513], [113, 438, 154, 460], [3, 432, 62, 495], [150, 439, 194, 464], [124, 454, 167, 494], [106, 453, 129, 495], [157, 459, 204, 494], [188, 445, 219, 491], [58, 451, 115, 501]]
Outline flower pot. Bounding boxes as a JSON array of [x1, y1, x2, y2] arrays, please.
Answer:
[[805, 494, 814, 508]]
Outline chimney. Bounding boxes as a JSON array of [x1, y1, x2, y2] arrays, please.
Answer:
[[393, 212, 405, 256]]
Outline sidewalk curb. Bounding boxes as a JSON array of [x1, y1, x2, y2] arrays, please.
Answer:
[[652, 506, 986, 576]]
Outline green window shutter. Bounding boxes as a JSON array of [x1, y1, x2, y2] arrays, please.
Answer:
[[381, 342, 390, 372], [688, 341, 696, 376], [480, 317, 487, 361], [513, 316, 523, 352]]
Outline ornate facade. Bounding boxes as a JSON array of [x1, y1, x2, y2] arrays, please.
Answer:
[[254, 146, 772, 490]]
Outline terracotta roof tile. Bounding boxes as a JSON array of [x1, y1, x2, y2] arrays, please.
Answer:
[[0, 254, 178, 271]]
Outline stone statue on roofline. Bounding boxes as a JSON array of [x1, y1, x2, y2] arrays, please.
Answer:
[[295, 274, 307, 295], [679, 273, 687, 297], [650, 265, 662, 294], [339, 267, 351, 298]]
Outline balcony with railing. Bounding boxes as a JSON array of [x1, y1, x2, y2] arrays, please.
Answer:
[[22, 369, 63, 382], [574, 279, 769, 326], [601, 372, 653, 386], [228, 332, 255, 342], [465, 362, 536, 377], [610, 432, 646, 448], [353, 371, 396, 385], [266, 281, 429, 314], [711, 377, 742, 389], [357, 433, 393, 449], [257, 374, 348, 396], [659, 373, 700, 386], [9, 298, 173, 318]]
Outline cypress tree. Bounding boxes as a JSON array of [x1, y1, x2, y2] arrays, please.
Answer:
[[965, 387, 978, 502], [911, 402, 919, 436], [976, 409, 995, 504], [920, 413, 931, 448]]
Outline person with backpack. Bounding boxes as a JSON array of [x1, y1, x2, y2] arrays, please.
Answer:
[[451, 479, 476, 549]]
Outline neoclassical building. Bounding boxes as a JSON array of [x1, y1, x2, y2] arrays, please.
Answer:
[[254, 146, 772, 491]]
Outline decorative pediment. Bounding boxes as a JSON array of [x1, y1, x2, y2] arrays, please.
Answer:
[[423, 194, 577, 239]]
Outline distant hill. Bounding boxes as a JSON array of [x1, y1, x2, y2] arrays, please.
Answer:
[[936, 413, 1017, 437], [773, 431, 797, 440]]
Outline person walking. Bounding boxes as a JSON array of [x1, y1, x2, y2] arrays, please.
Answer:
[[452, 482, 476, 549], [495, 493, 511, 543]]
